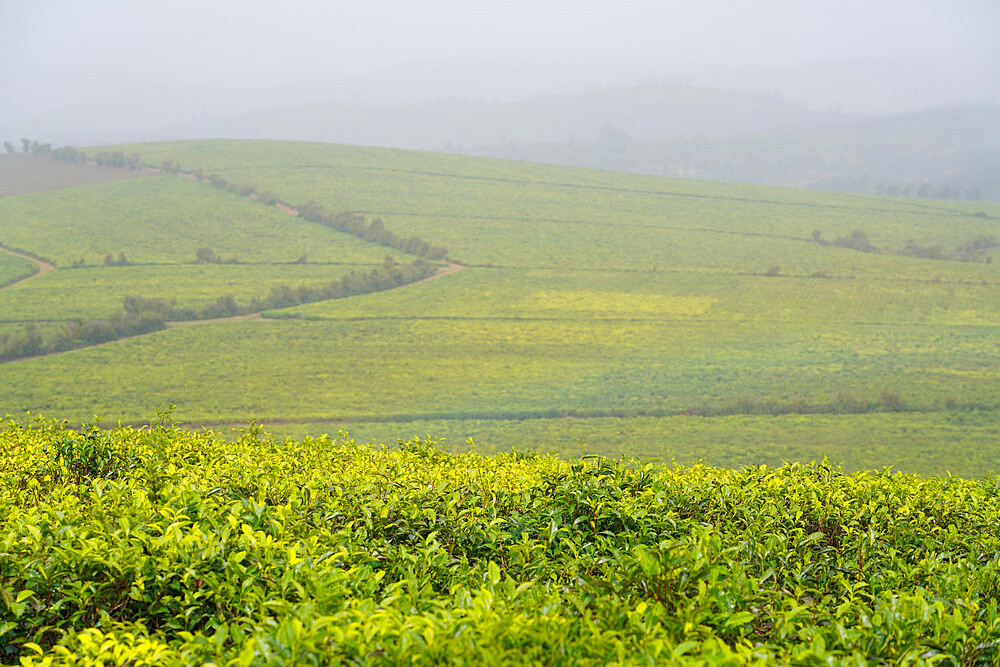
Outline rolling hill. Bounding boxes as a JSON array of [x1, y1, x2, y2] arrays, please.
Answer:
[[0, 140, 997, 477]]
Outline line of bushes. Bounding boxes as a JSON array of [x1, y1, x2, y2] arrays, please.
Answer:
[[9, 138, 148, 173], [180, 167, 448, 260], [197, 168, 449, 260], [812, 229, 997, 263], [163, 258, 438, 319], [1, 260, 438, 363], [295, 201, 448, 260], [32, 142, 450, 262], [0, 311, 166, 362], [160, 159, 449, 260]]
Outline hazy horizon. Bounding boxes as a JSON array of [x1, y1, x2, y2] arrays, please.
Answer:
[[2, 0, 998, 147]]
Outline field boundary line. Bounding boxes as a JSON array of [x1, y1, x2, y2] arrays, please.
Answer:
[[175, 404, 1000, 432]]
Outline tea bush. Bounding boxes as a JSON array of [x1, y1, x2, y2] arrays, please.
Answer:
[[2, 419, 999, 664]]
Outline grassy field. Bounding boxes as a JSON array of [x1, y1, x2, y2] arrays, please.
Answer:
[[2, 140, 998, 476]]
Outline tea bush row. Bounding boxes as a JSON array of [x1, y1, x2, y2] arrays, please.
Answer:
[[2, 419, 999, 664]]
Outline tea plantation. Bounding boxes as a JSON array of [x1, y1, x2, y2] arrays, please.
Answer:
[[0, 140, 998, 475], [2, 420, 999, 664]]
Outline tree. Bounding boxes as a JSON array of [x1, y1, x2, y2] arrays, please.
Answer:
[[21, 139, 31, 153], [196, 247, 218, 264], [597, 123, 632, 153], [3, 141, 13, 154]]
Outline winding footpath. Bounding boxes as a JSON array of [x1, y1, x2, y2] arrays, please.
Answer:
[[0, 246, 55, 287]]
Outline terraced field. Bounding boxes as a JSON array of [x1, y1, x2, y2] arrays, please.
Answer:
[[1, 140, 998, 477]]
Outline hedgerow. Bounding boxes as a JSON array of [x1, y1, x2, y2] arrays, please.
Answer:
[[0, 260, 438, 363], [1, 418, 998, 664]]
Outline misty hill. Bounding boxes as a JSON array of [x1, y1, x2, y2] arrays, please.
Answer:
[[468, 104, 1000, 201], [159, 81, 845, 149], [156, 83, 1000, 202]]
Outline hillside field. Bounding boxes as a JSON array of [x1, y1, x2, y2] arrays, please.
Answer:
[[0, 140, 997, 477]]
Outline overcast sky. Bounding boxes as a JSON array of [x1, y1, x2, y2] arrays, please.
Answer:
[[2, 0, 998, 144]]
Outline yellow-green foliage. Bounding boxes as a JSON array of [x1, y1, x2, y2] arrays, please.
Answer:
[[2, 420, 999, 664], [0, 176, 410, 267], [286, 266, 1000, 326]]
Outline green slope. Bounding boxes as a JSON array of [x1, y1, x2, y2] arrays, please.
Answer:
[[2, 140, 998, 476]]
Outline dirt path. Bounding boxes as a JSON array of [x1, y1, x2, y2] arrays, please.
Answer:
[[415, 260, 465, 285], [165, 312, 263, 329], [0, 246, 55, 288]]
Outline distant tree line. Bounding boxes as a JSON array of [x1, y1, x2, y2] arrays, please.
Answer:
[[0, 260, 438, 363], [67, 252, 135, 268], [6, 139, 55, 156], [93, 151, 143, 169], [13, 138, 144, 169], [812, 229, 996, 263], [876, 181, 983, 202], [6, 139, 128, 169]]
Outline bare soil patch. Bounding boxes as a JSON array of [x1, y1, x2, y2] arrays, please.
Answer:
[[0, 154, 150, 197]]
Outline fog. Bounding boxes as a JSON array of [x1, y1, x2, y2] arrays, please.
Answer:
[[1, 0, 998, 146]]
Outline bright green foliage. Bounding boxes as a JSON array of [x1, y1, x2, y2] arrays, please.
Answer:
[[2, 421, 999, 664]]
